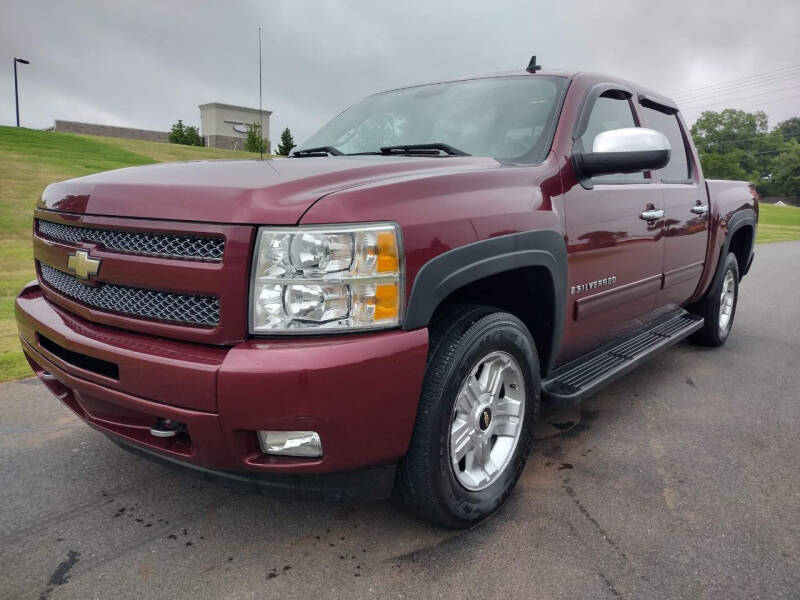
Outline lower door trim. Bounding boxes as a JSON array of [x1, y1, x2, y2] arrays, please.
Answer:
[[663, 261, 704, 289], [575, 274, 662, 320]]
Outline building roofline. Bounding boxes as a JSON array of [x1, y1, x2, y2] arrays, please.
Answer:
[[198, 102, 273, 115]]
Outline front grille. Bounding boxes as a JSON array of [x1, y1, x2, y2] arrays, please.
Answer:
[[37, 220, 224, 261], [40, 264, 220, 327]]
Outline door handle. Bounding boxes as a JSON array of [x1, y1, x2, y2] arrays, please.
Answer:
[[640, 209, 664, 221], [691, 205, 709, 214]]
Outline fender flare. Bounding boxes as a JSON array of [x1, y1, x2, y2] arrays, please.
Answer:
[[402, 229, 567, 373], [708, 208, 757, 294]]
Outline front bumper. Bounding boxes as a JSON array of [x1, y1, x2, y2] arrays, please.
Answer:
[[15, 282, 428, 500]]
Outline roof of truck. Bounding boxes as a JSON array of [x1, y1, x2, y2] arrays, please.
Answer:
[[375, 69, 572, 95], [369, 68, 681, 114]]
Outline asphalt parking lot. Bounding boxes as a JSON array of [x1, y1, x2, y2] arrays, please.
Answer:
[[1, 241, 798, 600]]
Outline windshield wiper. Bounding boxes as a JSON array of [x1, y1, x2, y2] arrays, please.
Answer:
[[292, 146, 343, 157], [379, 143, 470, 156]]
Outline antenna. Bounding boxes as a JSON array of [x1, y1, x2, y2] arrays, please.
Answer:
[[259, 26, 263, 160], [526, 55, 542, 73]]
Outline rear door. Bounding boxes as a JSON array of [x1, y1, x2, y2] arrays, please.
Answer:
[[639, 100, 709, 307], [559, 87, 665, 362]]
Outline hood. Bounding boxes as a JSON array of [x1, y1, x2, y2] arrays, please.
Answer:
[[39, 156, 499, 225]]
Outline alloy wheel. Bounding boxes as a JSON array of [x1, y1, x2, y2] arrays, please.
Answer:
[[449, 351, 526, 491]]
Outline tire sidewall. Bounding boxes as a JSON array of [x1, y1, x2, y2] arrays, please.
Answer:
[[712, 254, 740, 344], [428, 314, 540, 526]]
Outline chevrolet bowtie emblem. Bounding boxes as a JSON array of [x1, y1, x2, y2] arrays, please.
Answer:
[[67, 250, 101, 280]]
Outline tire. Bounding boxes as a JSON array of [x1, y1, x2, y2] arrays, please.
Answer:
[[689, 252, 740, 347], [398, 305, 540, 529]]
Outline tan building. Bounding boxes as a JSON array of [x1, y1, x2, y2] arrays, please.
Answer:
[[198, 102, 272, 151]]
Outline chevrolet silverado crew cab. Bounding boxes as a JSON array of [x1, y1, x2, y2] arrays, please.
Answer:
[[16, 61, 757, 528]]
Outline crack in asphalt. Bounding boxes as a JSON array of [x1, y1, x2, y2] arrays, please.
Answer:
[[598, 569, 623, 599], [562, 483, 658, 597], [563, 484, 629, 562]]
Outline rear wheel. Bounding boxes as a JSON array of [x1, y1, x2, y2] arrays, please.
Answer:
[[398, 306, 540, 529], [689, 252, 740, 347]]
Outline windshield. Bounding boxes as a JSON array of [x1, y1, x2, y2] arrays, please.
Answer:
[[297, 76, 567, 163]]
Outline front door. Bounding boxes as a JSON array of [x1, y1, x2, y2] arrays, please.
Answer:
[[558, 90, 664, 363]]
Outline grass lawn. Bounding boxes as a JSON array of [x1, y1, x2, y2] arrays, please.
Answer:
[[756, 203, 800, 243], [0, 125, 261, 381]]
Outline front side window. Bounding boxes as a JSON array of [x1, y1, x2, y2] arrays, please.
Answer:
[[641, 106, 691, 182], [580, 94, 645, 182], [297, 76, 567, 164]]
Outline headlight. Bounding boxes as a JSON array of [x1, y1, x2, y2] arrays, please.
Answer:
[[250, 223, 404, 333]]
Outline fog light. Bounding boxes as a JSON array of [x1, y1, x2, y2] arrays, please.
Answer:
[[257, 431, 322, 457]]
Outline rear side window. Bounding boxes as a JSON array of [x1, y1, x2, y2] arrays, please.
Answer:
[[642, 106, 691, 182], [580, 95, 645, 182]]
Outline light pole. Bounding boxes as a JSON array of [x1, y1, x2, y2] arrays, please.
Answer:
[[14, 57, 30, 127]]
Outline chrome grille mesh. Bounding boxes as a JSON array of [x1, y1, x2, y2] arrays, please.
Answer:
[[37, 220, 224, 261], [40, 264, 219, 327]]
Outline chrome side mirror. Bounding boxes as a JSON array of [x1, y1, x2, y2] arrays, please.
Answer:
[[573, 127, 671, 185]]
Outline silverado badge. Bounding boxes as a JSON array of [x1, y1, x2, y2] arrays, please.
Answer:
[[67, 250, 101, 281], [571, 276, 617, 295]]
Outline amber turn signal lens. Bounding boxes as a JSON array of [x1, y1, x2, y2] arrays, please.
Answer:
[[374, 283, 399, 321], [376, 231, 399, 273]]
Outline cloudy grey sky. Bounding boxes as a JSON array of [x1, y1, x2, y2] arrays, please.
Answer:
[[2, 0, 799, 144]]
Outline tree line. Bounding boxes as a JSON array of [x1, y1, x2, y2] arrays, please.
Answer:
[[691, 110, 800, 197]]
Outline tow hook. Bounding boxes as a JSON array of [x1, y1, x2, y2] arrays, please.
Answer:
[[150, 418, 186, 438]]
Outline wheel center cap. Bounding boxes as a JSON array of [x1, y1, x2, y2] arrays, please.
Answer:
[[479, 407, 492, 431]]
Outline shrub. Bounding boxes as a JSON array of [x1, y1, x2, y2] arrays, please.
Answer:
[[246, 122, 269, 153], [169, 120, 203, 146], [277, 127, 296, 156]]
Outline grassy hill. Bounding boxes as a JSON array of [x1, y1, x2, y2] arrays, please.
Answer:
[[0, 125, 261, 380], [0, 126, 798, 381]]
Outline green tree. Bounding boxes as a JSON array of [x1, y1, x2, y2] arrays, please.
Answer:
[[169, 119, 203, 146], [699, 150, 749, 182], [168, 119, 186, 144], [246, 122, 269, 153], [277, 127, 296, 156], [691, 109, 784, 192], [774, 117, 800, 143], [769, 140, 800, 196], [184, 125, 202, 146], [691, 109, 769, 150]]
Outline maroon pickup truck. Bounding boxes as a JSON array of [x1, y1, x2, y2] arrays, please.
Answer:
[[16, 63, 757, 528]]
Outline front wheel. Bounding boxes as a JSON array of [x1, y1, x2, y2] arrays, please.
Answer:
[[689, 252, 740, 347], [398, 306, 540, 529]]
